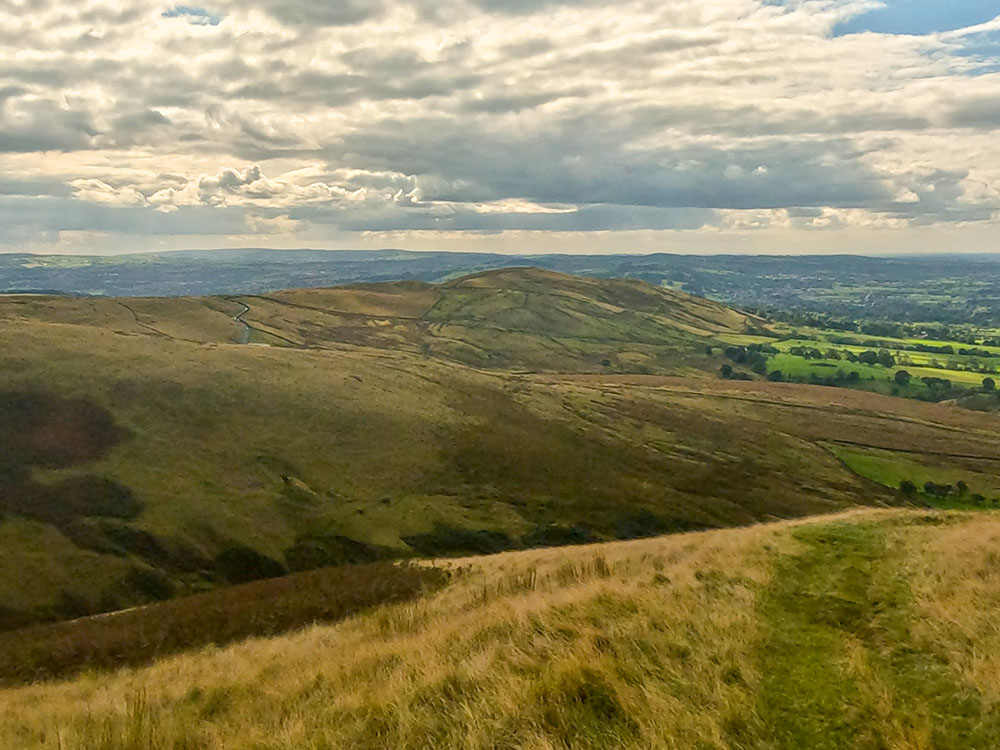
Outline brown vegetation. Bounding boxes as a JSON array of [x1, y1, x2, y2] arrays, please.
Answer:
[[0, 561, 447, 686]]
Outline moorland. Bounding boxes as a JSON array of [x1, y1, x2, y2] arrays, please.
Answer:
[[4, 258, 1000, 747], [2, 267, 999, 632]]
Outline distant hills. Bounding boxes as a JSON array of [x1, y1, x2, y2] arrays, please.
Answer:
[[3, 249, 1000, 325]]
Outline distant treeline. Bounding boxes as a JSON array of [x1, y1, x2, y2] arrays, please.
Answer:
[[898, 479, 999, 508]]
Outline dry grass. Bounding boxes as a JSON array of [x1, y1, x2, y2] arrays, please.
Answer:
[[5, 509, 1000, 749], [906, 513, 1000, 705], [0, 520, 795, 750]]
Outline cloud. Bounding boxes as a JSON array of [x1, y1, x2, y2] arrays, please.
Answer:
[[0, 96, 97, 153], [237, 0, 387, 27], [0, 0, 998, 253]]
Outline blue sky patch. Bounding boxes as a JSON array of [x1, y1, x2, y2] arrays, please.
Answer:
[[162, 6, 222, 26], [952, 30, 1000, 75], [834, 1, 997, 37]]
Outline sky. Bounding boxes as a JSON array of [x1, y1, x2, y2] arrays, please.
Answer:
[[0, 1, 999, 256]]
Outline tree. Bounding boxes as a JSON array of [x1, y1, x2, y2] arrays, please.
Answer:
[[923, 481, 952, 498], [877, 349, 896, 368], [894, 370, 912, 386], [972, 494, 986, 506], [858, 350, 879, 366], [725, 346, 748, 364], [956, 480, 969, 497], [720, 364, 733, 379], [984, 377, 996, 392], [767, 370, 784, 382], [899, 480, 917, 497]]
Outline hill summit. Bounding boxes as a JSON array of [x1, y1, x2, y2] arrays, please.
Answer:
[[236, 266, 763, 374]]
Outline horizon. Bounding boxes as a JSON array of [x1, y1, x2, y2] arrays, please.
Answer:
[[6, 246, 1000, 262], [2, 1, 999, 256]]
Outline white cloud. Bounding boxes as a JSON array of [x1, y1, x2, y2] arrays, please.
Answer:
[[0, 0, 998, 253]]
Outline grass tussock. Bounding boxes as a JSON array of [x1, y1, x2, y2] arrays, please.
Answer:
[[0, 562, 447, 687]]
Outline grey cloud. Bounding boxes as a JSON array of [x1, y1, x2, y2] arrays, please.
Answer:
[[0, 97, 97, 152], [0, 177, 73, 197], [101, 109, 173, 148], [464, 0, 607, 15], [460, 88, 591, 114], [327, 114, 891, 211], [0, 196, 254, 236], [947, 95, 1000, 129], [497, 37, 555, 59], [239, 0, 387, 27]]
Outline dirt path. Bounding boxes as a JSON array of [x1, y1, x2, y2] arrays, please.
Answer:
[[229, 298, 252, 344]]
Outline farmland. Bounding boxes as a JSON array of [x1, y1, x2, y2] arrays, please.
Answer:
[[715, 325, 1000, 408]]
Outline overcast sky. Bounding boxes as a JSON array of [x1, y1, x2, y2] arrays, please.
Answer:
[[1, 0, 998, 255]]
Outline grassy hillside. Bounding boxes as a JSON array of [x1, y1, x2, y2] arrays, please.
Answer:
[[5, 510, 1000, 748], [235, 267, 761, 374], [2, 270, 1000, 628]]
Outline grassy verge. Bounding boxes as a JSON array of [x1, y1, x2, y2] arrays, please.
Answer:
[[760, 519, 1000, 749]]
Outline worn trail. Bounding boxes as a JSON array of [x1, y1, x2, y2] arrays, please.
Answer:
[[759, 519, 1000, 749]]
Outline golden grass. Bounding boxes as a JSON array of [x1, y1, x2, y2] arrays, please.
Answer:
[[0, 520, 800, 750], [907, 513, 1000, 705], [9, 509, 1000, 749]]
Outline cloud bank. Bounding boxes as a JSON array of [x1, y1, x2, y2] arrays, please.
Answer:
[[1, 0, 998, 254]]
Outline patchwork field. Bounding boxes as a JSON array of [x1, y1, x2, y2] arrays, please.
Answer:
[[716, 326, 1000, 406]]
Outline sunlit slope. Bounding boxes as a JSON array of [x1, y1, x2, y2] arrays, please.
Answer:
[[239, 267, 763, 372], [0, 293, 243, 344], [7, 510, 1000, 749]]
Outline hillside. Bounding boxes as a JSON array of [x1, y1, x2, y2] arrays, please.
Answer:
[[6, 510, 1000, 748], [2, 270, 1000, 628], [238, 267, 759, 373]]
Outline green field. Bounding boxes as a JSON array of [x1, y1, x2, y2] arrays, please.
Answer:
[[827, 444, 1000, 507], [718, 326, 1000, 404]]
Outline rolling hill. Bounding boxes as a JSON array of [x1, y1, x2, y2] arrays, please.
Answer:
[[236, 267, 760, 373], [6, 510, 1000, 749], [2, 269, 999, 629]]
